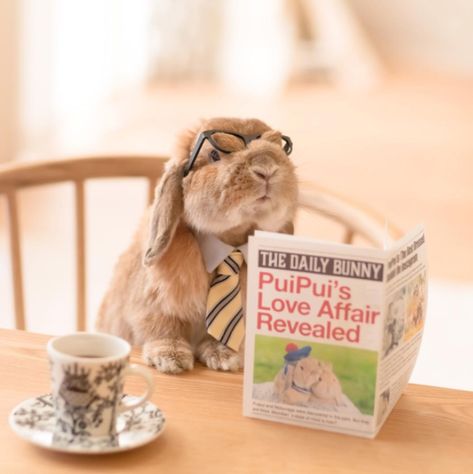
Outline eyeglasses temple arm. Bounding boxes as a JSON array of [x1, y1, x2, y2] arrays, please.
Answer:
[[183, 134, 206, 176], [282, 135, 293, 155]]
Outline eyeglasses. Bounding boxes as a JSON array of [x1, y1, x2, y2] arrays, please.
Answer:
[[183, 129, 293, 176]]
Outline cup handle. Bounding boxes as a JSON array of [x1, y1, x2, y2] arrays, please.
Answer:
[[118, 364, 155, 413]]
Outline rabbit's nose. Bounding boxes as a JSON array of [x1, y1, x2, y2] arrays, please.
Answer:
[[250, 164, 278, 182]]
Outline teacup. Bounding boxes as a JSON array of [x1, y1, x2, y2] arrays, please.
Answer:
[[47, 332, 154, 445]]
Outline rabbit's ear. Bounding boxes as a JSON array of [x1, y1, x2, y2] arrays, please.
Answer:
[[261, 130, 282, 145], [143, 164, 184, 266], [322, 361, 332, 370]]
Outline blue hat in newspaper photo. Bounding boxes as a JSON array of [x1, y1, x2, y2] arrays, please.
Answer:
[[284, 343, 312, 363]]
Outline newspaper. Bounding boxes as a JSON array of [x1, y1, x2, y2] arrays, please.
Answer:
[[243, 226, 427, 438]]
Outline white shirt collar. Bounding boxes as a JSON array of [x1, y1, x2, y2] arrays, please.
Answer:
[[196, 233, 248, 273]]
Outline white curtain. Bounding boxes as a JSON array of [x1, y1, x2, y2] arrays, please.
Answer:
[[19, 0, 153, 159], [0, 0, 20, 162]]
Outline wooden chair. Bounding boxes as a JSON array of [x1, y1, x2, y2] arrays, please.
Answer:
[[0, 156, 400, 332]]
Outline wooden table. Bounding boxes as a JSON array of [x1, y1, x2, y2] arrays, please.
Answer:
[[1, 329, 472, 473]]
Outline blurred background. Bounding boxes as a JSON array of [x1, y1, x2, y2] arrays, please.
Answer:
[[0, 1, 472, 389]]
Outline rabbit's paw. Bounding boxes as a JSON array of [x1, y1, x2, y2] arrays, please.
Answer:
[[196, 338, 241, 371], [143, 338, 194, 374]]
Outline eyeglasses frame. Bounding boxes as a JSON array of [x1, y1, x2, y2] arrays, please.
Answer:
[[183, 129, 293, 177]]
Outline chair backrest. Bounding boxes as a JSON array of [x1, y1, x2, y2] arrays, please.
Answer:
[[0, 155, 400, 331], [0, 156, 166, 331]]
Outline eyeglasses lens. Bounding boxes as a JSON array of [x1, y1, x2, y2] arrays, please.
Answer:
[[208, 132, 246, 153]]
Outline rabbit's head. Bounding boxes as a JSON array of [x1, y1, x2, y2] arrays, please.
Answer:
[[144, 117, 298, 265], [310, 361, 343, 402], [293, 357, 324, 390]]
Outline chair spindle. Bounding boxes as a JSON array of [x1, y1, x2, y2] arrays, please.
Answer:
[[75, 180, 86, 331], [6, 190, 26, 330], [148, 177, 158, 205]]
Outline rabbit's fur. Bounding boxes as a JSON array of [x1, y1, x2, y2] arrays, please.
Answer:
[[274, 357, 325, 405], [274, 358, 344, 407], [97, 117, 298, 374], [309, 362, 344, 406]]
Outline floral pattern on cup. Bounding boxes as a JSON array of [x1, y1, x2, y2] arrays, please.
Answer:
[[53, 360, 127, 442], [47, 333, 155, 445]]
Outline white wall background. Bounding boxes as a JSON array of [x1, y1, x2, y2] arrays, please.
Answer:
[[350, 0, 473, 75]]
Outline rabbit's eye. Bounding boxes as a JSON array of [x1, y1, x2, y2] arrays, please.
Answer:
[[209, 149, 220, 162]]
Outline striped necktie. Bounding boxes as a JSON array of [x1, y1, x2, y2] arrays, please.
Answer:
[[205, 249, 244, 351]]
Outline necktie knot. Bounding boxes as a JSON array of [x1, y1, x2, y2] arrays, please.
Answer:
[[217, 249, 243, 276]]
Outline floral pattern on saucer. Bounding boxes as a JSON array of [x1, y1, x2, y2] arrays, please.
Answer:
[[9, 394, 165, 454]]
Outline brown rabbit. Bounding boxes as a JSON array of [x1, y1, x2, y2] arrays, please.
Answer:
[[96, 117, 298, 374], [310, 362, 344, 406], [274, 357, 324, 405]]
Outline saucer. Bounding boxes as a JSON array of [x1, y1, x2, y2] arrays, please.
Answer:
[[9, 394, 165, 454]]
